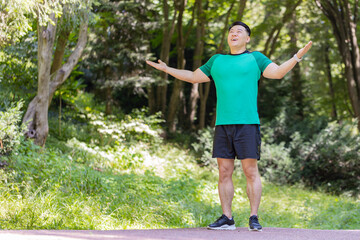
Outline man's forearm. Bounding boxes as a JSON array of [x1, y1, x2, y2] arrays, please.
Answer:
[[274, 41, 313, 79], [276, 57, 298, 79], [165, 66, 195, 83]]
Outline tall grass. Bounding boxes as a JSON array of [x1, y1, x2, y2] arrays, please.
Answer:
[[0, 108, 359, 230]]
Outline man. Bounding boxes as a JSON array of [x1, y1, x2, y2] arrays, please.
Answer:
[[146, 21, 312, 231]]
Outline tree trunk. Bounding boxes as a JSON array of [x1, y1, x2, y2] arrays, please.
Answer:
[[316, 0, 360, 129], [289, 10, 303, 120], [50, 7, 72, 75], [324, 43, 337, 120], [156, 0, 177, 115], [167, 0, 186, 132], [217, 1, 236, 53], [23, 15, 88, 145], [187, 0, 205, 129], [26, 15, 57, 146], [48, 18, 88, 104], [147, 85, 156, 114], [198, 82, 210, 129], [236, 0, 247, 21], [263, 0, 302, 58], [198, 0, 210, 130]]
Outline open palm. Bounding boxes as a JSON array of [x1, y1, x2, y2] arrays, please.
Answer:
[[297, 41, 313, 59], [146, 59, 167, 72]]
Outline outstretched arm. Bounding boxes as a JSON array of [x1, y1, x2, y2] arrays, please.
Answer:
[[146, 60, 210, 84], [263, 41, 313, 79]]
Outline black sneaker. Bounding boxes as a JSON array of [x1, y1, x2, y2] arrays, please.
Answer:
[[249, 215, 262, 231], [207, 214, 236, 230]]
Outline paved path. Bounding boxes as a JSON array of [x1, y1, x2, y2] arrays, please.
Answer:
[[1, 228, 359, 240]]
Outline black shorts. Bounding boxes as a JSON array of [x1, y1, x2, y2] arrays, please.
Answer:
[[212, 124, 261, 160]]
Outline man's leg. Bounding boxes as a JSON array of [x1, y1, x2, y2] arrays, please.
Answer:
[[217, 158, 235, 218], [241, 158, 262, 216]]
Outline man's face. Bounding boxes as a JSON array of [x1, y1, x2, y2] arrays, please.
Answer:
[[227, 25, 250, 49]]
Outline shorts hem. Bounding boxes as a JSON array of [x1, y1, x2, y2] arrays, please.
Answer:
[[212, 155, 260, 160], [212, 155, 236, 159]]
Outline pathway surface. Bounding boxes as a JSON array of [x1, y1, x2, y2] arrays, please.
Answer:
[[1, 228, 360, 240]]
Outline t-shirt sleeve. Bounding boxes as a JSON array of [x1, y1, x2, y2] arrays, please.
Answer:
[[252, 51, 272, 73], [199, 54, 219, 77]]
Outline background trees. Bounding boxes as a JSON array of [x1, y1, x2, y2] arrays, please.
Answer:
[[0, 0, 359, 226], [1, 0, 91, 145], [1, 0, 359, 140], [315, 0, 360, 129]]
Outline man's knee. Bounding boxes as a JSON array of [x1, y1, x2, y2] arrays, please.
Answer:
[[218, 161, 234, 182], [243, 166, 259, 182], [219, 167, 233, 181]]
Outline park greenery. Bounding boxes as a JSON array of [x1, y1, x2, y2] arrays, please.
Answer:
[[0, 0, 359, 230]]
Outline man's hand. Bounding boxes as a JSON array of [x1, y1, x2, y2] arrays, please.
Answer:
[[263, 40, 313, 79], [146, 59, 168, 72], [296, 41, 313, 59], [146, 59, 210, 84]]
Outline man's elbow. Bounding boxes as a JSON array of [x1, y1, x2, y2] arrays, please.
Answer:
[[272, 71, 285, 79], [190, 74, 198, 84], [264, 72, 283, 79], [277, 72, 285, 79]]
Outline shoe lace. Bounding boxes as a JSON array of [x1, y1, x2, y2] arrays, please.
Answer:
[[216, 215, 226, 223], [250, 216, 259, 224]]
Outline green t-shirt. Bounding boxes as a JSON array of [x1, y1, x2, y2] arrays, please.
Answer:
[[199, 50, 272, 125]]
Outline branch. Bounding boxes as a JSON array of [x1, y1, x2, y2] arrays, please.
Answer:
[[217, 0, 236, 53], [48, 16, 88, 104], [184, 1, 196, 42], [50, 8, 72, 74], [354, 0, 358, 22], [237, 0, 247, 20]]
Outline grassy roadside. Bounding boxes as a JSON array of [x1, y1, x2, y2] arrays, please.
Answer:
[[0, 132, 359, 230]]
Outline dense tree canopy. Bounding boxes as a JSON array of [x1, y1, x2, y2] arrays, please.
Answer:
[[0, 0, 359, 216], [1, 0, 359, 142]]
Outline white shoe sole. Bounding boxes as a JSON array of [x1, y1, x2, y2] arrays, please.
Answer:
[[248, 227, 262, 232], [207, 224, 236, 230]]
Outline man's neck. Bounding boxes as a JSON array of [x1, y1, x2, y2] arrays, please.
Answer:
[[230, 46, 247, 55]]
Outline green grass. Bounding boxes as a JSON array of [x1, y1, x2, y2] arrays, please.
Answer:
[[0, 115, 359, 230]]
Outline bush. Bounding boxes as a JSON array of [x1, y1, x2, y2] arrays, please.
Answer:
[[258, 142, 297, 184], [293, 119, 360, 196], [261, 118, 360, 196], [0, 101, 26, 156], [49, 99, 165, 148], [192, 127, 215, 166]]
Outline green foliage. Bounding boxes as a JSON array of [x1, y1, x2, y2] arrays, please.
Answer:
[[1, 0, 360, 231], [192, 127, 215, 166], [0, 101, 26, 156], [0, 0, 91, 46], [80, 0, 157, 108], [292, 119, 360, 196], [259, 142, 295, 184], [260, 116, 360, 196], [0, 33, 38, 103], [0, 119, 359, 229]]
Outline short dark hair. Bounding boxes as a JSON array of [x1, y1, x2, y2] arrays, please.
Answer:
[[229, 21, 251, 36]]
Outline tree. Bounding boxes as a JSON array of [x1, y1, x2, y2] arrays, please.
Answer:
[[315, 0, 360, 129], [0, 0, 63, 47], [288, 9, 304, 120], [22, 1, 91, 146], [190, 0, 207, 130], [167, 0, 194, 132], [81, 0, 156, 115], [155, 0, 177, 115]]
